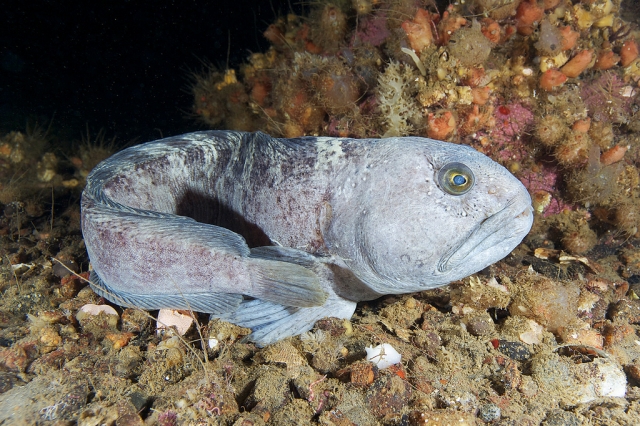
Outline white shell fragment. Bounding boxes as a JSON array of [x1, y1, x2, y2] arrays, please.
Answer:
[[156, 309, 194, 336], [519, 319, 544, 345], [532, 352, 626, 405], [76, 304, 119, 327], [76, 303, 118, 319], [365, 343, 402, 369], [574, 357, 627, 402]]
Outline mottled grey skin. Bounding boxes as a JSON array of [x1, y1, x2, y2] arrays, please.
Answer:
[[81, 130, 533, 345]]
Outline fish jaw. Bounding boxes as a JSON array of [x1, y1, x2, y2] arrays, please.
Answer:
[[437, 190, 533, 276]]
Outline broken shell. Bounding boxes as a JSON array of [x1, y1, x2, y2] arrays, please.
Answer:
[[365, 343, 401, 369], [76, 304, 119, 328], [519, 319, 544, 345], [157, 309, 194, 336]]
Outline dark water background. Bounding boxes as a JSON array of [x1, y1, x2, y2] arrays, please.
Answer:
[[0, 0, 298, 146]]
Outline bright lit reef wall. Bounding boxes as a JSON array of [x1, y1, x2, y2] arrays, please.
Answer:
[[192, 0, 640, 253]]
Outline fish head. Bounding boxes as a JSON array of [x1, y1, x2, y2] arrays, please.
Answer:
[[326, 137, 533, 296]]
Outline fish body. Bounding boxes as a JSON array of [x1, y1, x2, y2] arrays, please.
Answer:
[[81, 131, 533, 345]]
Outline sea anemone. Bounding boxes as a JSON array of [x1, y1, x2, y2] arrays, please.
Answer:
[[620, 39, 639, 67], [593, 49, 620, 70], [540, 69, 567, 91], [401, 8, 435, 55], [515, 0, 544, 35], [561, 50, 594, 78]]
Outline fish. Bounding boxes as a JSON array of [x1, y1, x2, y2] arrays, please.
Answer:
[[81, 130, 533, 346]]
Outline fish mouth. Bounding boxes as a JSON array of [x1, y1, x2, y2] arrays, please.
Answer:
[[437, 196, 533, 274]]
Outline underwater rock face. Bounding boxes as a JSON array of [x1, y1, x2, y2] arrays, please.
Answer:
[[191, 0, 640, 245], [81, 130, 532, 346]]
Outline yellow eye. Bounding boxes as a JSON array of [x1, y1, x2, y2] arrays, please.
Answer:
[[438, 162, 474, 195]]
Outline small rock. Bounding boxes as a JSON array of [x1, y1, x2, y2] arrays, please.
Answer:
[[541, 409, 582, 426], [38, 325, 61, 348], [36, 310, 69, 325], [624, 361, 640, 384], [0, 373, 16, 395], [531, 352, 626, 404], [105, 332, 135, 350], [78, 405, 119, 426], [0, 342, 36, 373], [464, 312, 496, 336], [408, 409, 477, 425], [609, 299, 640, 324], [60, 272, 90, 298], [314, 317, 348, 336], [230, 413, 267, 426], [245, 367, 291, 414], [121, 308, 152, 333], [348, 361, 376, 386], [116, 400, 144, 425], [27, 348, 67, 375], [518, 375, 539, 398], [437, 389, 478, 412], [365, 370, 412, 421], [478, 403, 501, 422], [269, 398, 314, 425], [557, 324, 603, 349], [497, 340, 531, 361]]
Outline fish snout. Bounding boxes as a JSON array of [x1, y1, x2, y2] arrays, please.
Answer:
[[437, 191, 533, 275]]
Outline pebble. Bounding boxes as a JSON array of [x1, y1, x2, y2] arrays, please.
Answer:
[[531, 352, 626, 404], [497, 340, 531, 361], [541, 409, 582, 426], [365, 370, 412, 421], [478, 403, 501, 422]]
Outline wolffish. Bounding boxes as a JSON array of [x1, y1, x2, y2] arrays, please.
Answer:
[[81, 131, 533, 346]]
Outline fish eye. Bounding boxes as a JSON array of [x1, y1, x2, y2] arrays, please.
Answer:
[[438, 162, 475, 195]]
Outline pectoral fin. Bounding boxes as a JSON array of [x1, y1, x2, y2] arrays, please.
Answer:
[[214, 296, 357, 347], [249, 255, 327, 308]]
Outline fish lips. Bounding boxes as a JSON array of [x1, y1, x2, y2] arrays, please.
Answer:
[[437, 194, 534, 275]]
